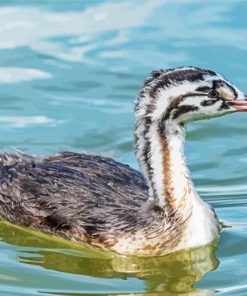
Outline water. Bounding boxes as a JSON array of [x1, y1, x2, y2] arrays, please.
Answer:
[[0, 1, 246, 295]]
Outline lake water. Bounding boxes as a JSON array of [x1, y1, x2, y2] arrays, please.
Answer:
[[0, 1, 246, 295]]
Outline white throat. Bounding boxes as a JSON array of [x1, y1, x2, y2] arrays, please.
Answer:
[[135, 118, 220, 250]]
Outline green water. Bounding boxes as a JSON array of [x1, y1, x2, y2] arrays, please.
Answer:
[[0, 1, 246, 295]]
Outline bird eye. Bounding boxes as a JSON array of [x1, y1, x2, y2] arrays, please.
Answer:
[[208, 90, 219, 98]]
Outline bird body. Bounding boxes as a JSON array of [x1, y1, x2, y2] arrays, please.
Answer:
[[0, 67, 246, 256], [0, 151, 219, 256]]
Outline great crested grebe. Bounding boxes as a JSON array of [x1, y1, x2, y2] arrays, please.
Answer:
[[0, 67, 246, 256]]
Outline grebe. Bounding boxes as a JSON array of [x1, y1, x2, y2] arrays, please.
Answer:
[[0, 67, 246, 256]]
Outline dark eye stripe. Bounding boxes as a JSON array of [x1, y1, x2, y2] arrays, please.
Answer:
[[173, 105, 199, 119], [201, 99, 218, 107], [196, 86, 211, 92]]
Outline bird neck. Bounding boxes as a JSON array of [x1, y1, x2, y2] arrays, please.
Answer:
[[136, 120, 195, 209]]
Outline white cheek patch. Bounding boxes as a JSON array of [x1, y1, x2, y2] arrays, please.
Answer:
[[203, 101, 222, 113], [179, 95, 223, 113], [179, 95, 206, 108], [176, 99, 222, 123], [151, 81, 211, 121]]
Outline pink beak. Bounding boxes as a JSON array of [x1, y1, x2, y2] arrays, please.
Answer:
[[231, 97, 247, 112]]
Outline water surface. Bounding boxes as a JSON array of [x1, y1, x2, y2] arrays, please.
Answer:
[[0, 1, 246, 295]]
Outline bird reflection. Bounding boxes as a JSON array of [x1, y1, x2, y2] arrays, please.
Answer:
[[0, 221, 219, 295]]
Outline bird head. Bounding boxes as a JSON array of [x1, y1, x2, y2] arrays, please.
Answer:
[[135, 67, 247, 127]]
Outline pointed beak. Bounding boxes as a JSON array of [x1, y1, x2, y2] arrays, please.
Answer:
[[231, 95, 247, 112]]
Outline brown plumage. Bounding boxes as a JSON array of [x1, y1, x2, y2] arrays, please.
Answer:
[[0, 152, 159, 247]]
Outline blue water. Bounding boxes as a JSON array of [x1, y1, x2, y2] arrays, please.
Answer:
[[0, 1, 246, 295]]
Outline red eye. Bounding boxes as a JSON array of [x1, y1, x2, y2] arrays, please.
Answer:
[[208, 90, 218, 98]]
